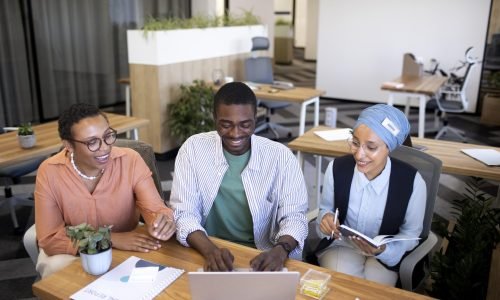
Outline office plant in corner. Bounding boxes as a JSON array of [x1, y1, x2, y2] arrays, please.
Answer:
[[66, 223, 113, 276], [429, 178, 500, 299], [168, 80, 215, 145]]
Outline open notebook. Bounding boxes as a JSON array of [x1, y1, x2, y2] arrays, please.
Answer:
[[71, 256, 184, 300], [188, 270, 300, 300]]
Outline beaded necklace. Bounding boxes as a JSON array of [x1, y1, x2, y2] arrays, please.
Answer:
[[70, 152, 103, 180]]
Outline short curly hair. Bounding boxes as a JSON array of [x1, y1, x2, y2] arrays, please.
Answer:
[[58, 103, 108, 141], [213, 81, 257, 117]]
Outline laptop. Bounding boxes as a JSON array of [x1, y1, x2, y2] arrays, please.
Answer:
[[188, 270, 300, 300]]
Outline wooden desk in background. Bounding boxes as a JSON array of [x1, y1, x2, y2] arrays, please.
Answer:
[[382, 75, 448, 138], [252, 84, 325, 136], [33, 228, 430, 300], [0, 113, 149, 169], [289, 126, 500, 206]]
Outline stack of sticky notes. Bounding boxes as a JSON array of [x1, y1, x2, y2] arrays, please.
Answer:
[[300, 269, 331, 299]]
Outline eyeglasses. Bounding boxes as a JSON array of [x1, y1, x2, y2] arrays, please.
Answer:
[[347, 136, 384, 155], [68, 128, 117, 152]]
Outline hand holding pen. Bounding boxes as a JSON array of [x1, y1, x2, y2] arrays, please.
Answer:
[[319, 208, 340, 240]]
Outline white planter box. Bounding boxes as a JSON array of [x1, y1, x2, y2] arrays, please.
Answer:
[[127, 25, 267, 66]]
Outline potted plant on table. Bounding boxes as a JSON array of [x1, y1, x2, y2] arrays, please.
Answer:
[[17, 122, 36, 149], [66, 223, 113, 276]]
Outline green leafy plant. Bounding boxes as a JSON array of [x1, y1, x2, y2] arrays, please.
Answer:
[[489, 71, 500, 89], [142, 10, 260, 36], [18, 123, 34, 136], [430, 178, 500, 299], [168, 80, 215, 144], [66, 223, 112, 255], [275, 18, 292, 26]]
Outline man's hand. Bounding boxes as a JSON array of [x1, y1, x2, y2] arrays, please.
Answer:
[[111, 231, 161, 252], [203, 247, 234, 271], [250, 246, 287, 271], [147, 213, 176, 241], [187, 231, 234, 271]]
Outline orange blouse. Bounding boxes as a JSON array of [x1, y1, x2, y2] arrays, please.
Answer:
[[35, 147, 172, 256]]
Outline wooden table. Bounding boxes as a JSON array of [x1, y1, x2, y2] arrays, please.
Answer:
[[33, 229, 431, 300], [214, 83, 325, 136], [0, 113, 149, 169], [288, 126, 500, 206], [382, 75, 448, 138]]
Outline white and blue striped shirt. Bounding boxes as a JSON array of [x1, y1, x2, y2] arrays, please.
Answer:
[[170, 131, 309, 259]]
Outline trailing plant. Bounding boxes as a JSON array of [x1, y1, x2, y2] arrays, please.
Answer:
[[66, 223, 112, 255], [142, 10, 260, 36], [168, 80, 215, 144], [429, 177, 500, 300], [18, 122, 34, 136]]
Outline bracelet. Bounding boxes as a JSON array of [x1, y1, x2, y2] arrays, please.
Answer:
[[274, 241, 293, 256]]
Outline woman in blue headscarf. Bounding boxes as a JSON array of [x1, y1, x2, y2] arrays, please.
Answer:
[[315, 104, 426, 286]]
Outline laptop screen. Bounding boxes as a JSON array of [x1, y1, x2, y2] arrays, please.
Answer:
[[188, 271, 300, 300]]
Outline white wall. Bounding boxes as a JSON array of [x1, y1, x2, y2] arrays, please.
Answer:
[[191, 0, 218, 17], [274, 0, 293, 24], [294, 0, 307, 48], [304, 0, 318, 60], [316, 0, 490, 112], [229, 0, 274, 54]]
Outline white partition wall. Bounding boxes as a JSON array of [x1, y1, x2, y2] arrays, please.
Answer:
[[316, 0, 491, 112]]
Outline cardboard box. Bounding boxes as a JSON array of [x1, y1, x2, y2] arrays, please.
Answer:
[[402, 53, 423, 77], [480, 94, 500, 126]]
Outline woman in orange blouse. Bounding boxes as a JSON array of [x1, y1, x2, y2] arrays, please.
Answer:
[[34, 103, 175, 277]]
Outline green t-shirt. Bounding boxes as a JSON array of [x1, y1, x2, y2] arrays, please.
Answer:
[[205, 149, 255, 248]]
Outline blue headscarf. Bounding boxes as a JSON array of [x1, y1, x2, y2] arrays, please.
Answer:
[[353, 104, 410, 152]]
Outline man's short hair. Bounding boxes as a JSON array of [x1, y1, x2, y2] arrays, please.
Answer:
[[58, 103, 108, 140], [213, 82, 257, 116]]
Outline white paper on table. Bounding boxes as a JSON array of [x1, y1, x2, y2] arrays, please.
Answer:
[[129, 266, 158, 283], [314, 128, 352, 141], [461, 149, 500, 166]]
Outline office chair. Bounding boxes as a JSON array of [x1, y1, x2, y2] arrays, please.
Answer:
[[390, 145, 442, 291], [303, 146, 442, 292], [0, 127, 45, 230], [244, 36, 293, 139], [428, 47, 480, 141], [23, 139, 165, 266]]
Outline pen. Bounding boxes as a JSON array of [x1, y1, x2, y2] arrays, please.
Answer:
[[331, 208, 339, 239]]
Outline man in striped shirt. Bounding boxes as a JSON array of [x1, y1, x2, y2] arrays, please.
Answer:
[[170, 81, 308, 271]]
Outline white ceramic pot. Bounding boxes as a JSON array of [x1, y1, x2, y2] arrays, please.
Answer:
[[18, 134, 36, 149], [80, 248, 112, 276]]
